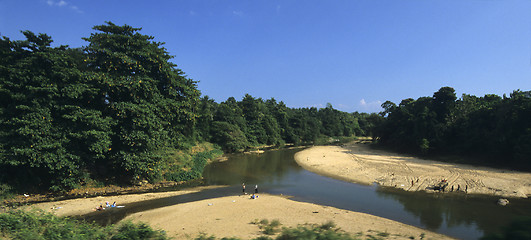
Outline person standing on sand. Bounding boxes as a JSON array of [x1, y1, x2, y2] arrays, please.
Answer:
[[242, 183, 246, 194], [255, 185, 258, 194]]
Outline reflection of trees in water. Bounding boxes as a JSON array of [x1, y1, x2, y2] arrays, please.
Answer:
[[203, 149, 301, 185], [375, 188, 531, 236], [204, 149, 531, 238]]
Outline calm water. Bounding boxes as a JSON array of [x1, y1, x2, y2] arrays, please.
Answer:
[[202, 148, 531, 240], [81, 148, 531, 240]]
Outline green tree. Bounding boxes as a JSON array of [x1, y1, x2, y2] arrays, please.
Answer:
[[0, 31, 112, 191], [82, 22, 200, 183], [195, 96, 218, 141], [210, 121, 249, 152]]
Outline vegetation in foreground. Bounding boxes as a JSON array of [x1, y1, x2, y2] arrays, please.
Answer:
[[0, 209, 168, 240], [0, 211, 416, 240]]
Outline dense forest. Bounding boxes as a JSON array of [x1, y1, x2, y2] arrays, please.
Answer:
[[374, 87, 531, 170], [0, 22, 375, 193]]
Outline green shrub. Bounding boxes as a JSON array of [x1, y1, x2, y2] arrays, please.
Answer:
[[0, 210, 168, 240], [111, 221, 167, 240], [276, 222, 358, 240], [163, 149, 222, 182]]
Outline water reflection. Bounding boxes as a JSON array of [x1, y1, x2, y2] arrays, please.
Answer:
[[203, 148, 531, 240], [203, 149, 302, 186], [376, 188, 531, 238]]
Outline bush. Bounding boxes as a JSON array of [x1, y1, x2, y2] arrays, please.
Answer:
[[111, 221, 167, 240], [0, 210, 168, 240], [163, 148, 223, 182], [0, 183, 14, 201], [276, 222, 357, 240]]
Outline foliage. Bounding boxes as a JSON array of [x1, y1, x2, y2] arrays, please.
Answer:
[[0, 183, 14, 200], [0, 22, 199, 192], [163, 148, 222, 182], [252, 219, 282, 235], [0, 209, 168, 240], [195, 221, 362, 240], [200, 96, 374, 152], [374, 87, 531, 170], [276, 222, 359, 240], [110, 221, 167, 240]]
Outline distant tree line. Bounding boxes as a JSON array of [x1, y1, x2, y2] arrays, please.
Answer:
[[374, 87, 531, 170], [195, 95, 377, 152], [0, 22, 374, 193]]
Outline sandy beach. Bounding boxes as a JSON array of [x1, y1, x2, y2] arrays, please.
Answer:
[[27, 186, 452, 239], [294, 142, 531, 198]]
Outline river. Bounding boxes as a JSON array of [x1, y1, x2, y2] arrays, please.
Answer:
[[82, 148, 531, 240], [202, 148, 531, 240]]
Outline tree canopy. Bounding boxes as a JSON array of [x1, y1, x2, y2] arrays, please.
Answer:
[[0, 22, 199, 191], [374, 87, 531, 170], [0, 22, 372, 192]]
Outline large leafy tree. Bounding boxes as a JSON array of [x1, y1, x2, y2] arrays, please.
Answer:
[[0, 22, 201, 191], [0, 31, 113, 191], [82, 22, 200, 183]]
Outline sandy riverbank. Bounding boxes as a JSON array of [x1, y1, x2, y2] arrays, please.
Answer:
[[26, 186, 452, 239], [294, 142, 531, 198]]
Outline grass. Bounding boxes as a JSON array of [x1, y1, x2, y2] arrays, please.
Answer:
[[248, 220, 364, 240], [251, 219, 283, 235]]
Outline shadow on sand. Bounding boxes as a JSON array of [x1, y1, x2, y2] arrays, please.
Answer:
[[75, 186, 240, 225]]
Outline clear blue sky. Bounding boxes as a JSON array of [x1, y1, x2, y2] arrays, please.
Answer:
[[1, 0, 530, 112]]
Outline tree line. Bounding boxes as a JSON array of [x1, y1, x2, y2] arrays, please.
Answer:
[[194, 95, 377, 152], [374, 87, 531, 170], [0, 22, 375, 193]]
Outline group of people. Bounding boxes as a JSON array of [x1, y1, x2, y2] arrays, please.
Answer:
[[95, 201, 117, 211], [242, 183, 259, 199], [450, 184, 468, 193]]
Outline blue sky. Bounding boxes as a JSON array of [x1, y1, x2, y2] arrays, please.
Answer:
[[1, 0, 530, 112]]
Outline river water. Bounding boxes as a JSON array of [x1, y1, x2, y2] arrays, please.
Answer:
[[82, 148, 531, 239], [202, 148, 531, 240]]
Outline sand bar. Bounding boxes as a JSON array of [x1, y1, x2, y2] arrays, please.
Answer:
[[294, 142, 531, 198], [26, 186, 452, 239]]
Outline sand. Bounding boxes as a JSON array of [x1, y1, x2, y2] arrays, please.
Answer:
[[27, 187, 452, 239], [24, 186, 223, 217], [123, 193, 452, 240], [294, 142, 531, 198]]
